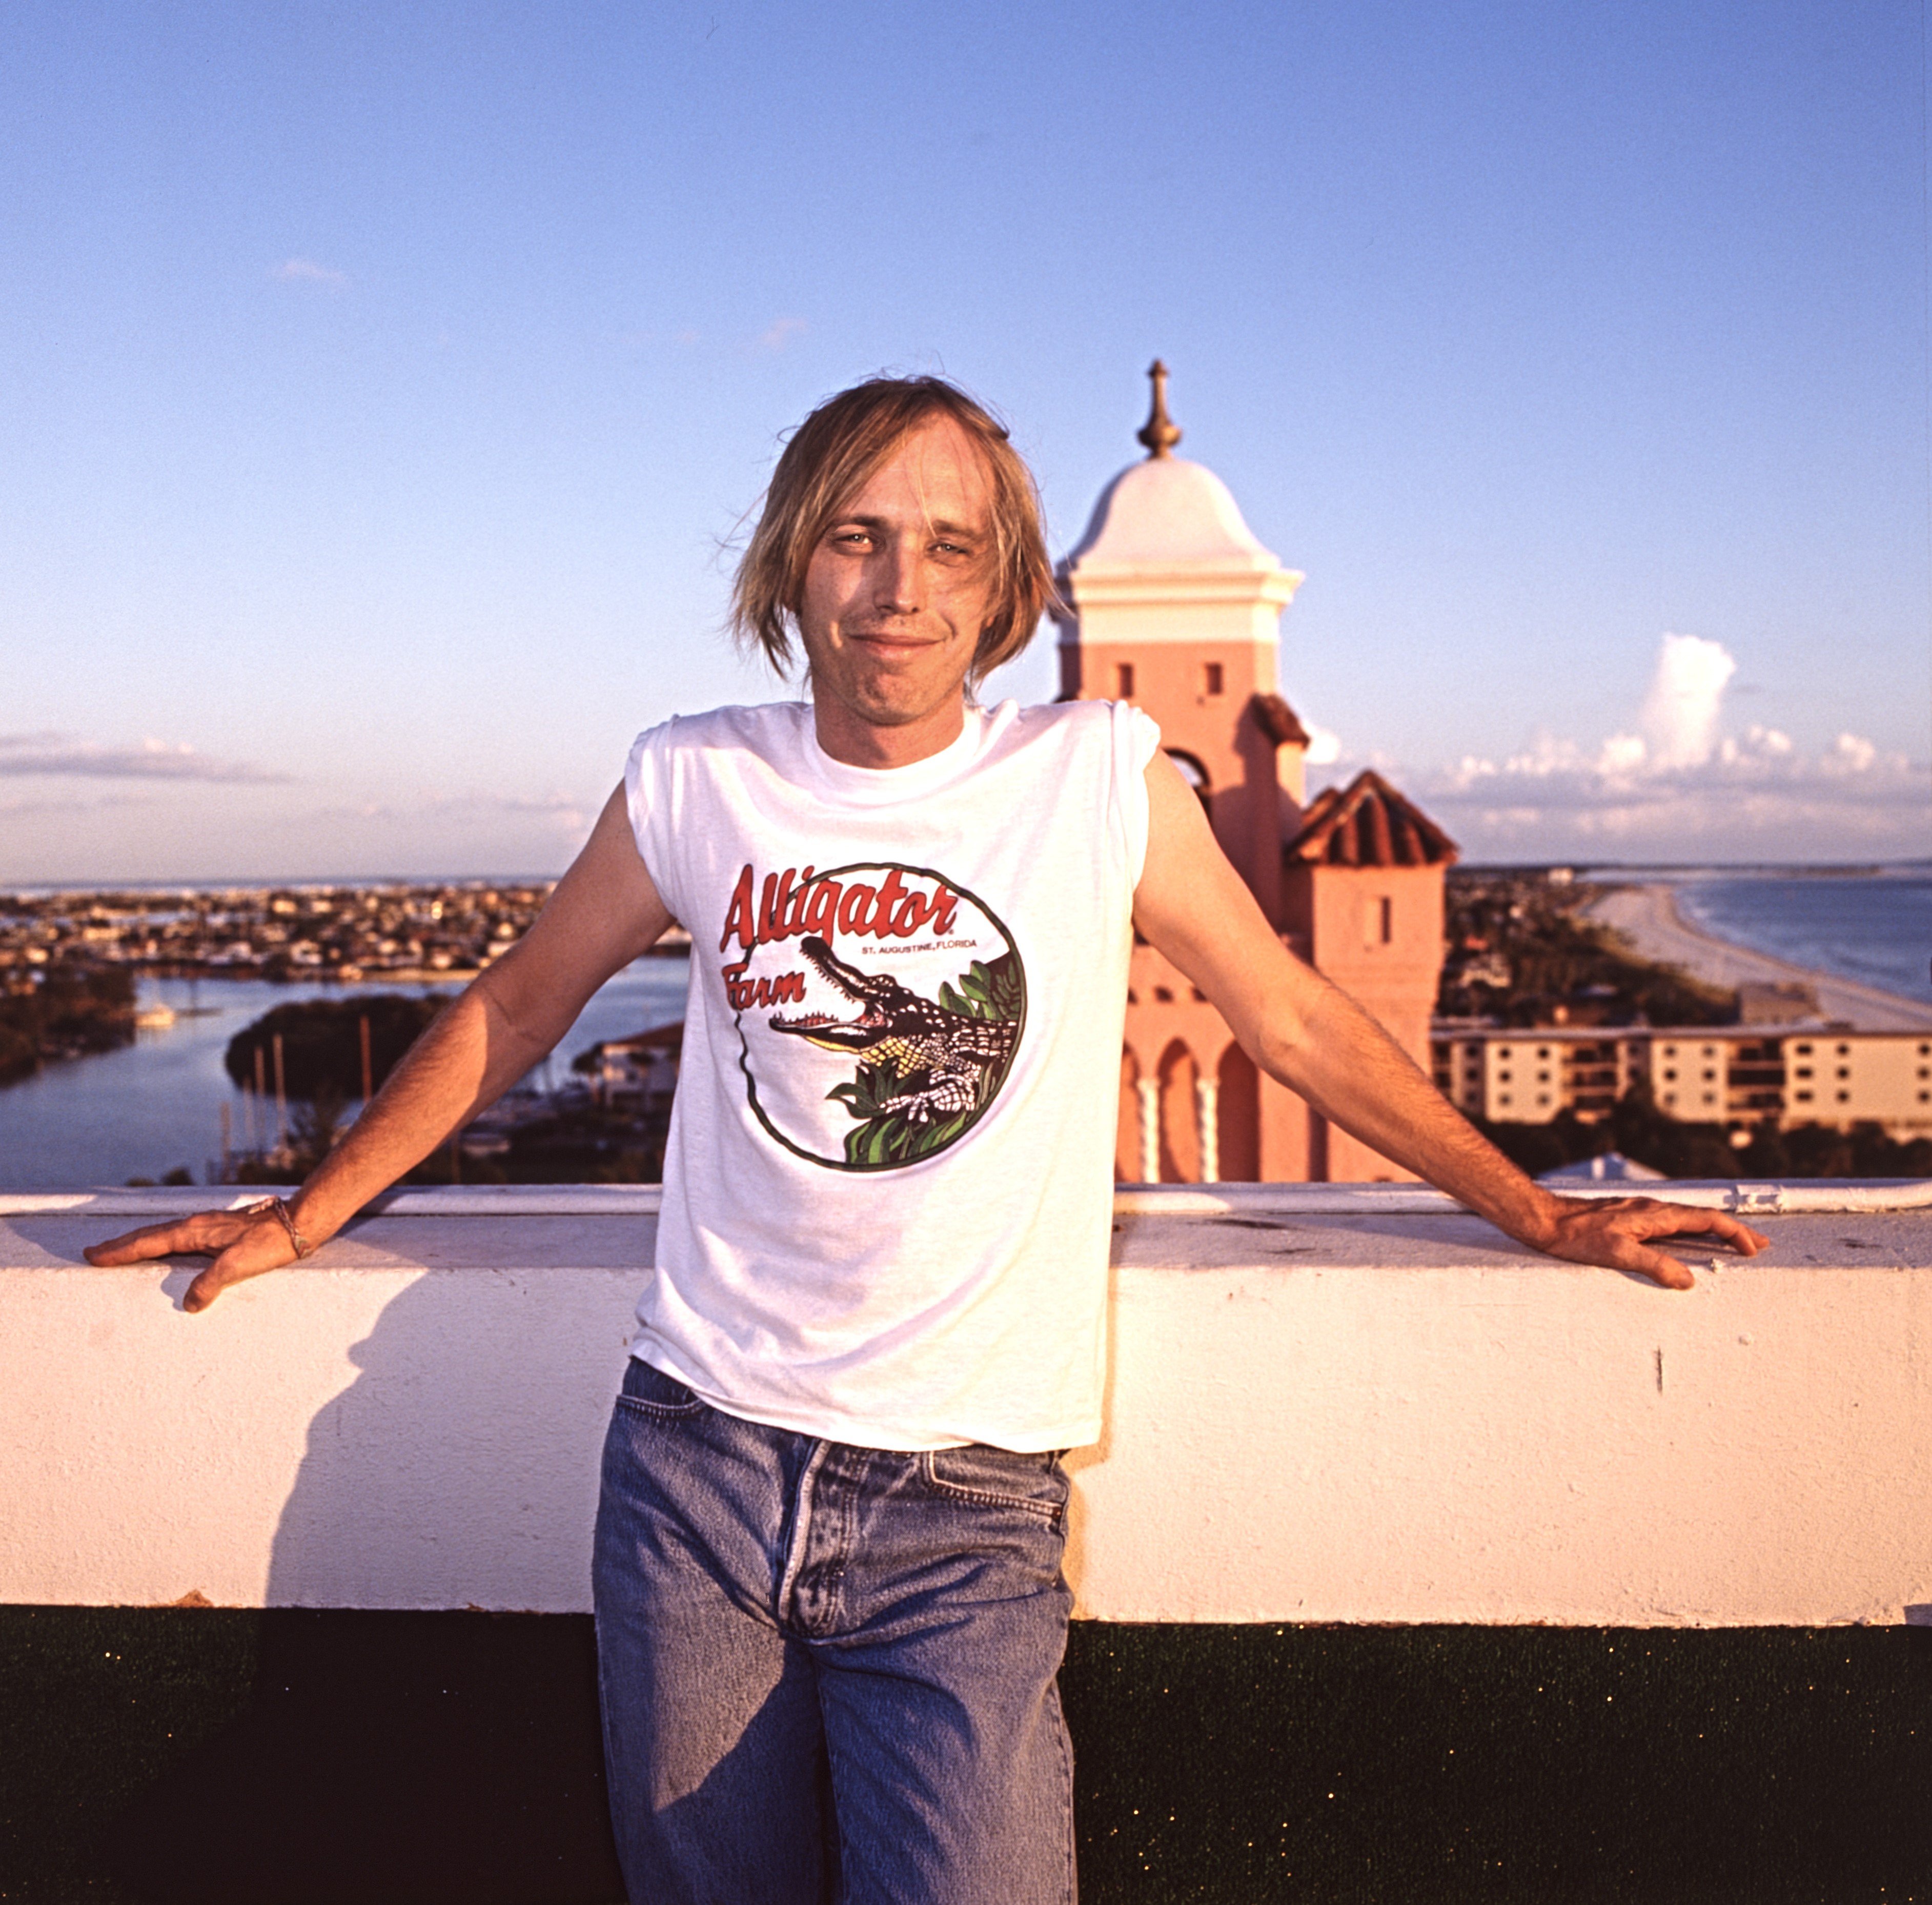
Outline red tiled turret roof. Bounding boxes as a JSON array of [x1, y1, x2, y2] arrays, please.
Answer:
[[1284, 769, 1459, 868], [1248, 692, 1310, 747]]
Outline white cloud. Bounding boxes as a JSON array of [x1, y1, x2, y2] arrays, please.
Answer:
[[0, 783, 597, 885], [1824, 732, 1878, 775], [467, 793, 593, 836], [1595, 733, 1646, 776], [287, 791, 593, 838], [757, 316, 807, 352], [1637, 632, 1734, 768], [1401, 633, 1928, 860], [1718, 725, 1794, 765], [0, 734, 290, 784], [271, 257, 349, 288], [1303, 724, 1342, 766]]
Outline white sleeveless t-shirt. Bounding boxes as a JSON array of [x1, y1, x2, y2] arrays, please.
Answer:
[[622, 696, 1160, 1452]]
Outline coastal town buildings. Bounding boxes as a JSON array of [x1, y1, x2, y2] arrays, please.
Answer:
[[0, 882, 690, 987], [1056, 364, 1457, 1182], [585, 1023, 683, 1116], [1432, 1025, 1932, 1141]]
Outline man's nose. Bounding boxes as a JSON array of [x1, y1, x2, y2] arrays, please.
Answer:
[[871, 538, 925, 613]]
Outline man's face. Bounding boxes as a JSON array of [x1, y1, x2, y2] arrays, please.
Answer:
[[795, 417, 999, 762]]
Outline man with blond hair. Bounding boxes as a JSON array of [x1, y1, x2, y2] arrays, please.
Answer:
[[92, 375, 1766, 1904]]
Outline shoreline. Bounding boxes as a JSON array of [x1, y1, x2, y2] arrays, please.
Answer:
[[1587, 884, 1932, 1032]]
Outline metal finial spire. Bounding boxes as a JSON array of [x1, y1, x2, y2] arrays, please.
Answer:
[[1136, 359, 1182, 459]]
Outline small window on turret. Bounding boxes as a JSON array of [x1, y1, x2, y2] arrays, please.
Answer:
[[1116, 663, 1135, 698], [1204, 662, 1224, 696]]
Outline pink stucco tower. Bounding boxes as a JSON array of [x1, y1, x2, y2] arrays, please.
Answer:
[[1055, 364, 1457, 1182]]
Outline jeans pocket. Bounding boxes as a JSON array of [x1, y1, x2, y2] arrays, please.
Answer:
[[615, 1357, 706, 1421], [920, 1446, 1069, 1523]]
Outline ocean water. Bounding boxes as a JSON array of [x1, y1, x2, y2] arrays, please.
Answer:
[[0, 955, 690, 1191], [1673, 875, 1932, 1005]]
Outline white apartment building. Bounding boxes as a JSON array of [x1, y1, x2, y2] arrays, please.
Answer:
[[1432, 1026, 1932, 1137]]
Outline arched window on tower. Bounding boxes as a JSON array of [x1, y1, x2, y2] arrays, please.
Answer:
[[1157, 1039, 1201, 1183], [1215, 1043, 1260, 1181]]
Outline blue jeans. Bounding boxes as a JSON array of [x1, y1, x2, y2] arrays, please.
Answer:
[[592, 1357, 1077, 1905]]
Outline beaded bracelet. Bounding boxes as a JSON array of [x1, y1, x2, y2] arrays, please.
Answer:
[[242, 1196, 316, 1260]]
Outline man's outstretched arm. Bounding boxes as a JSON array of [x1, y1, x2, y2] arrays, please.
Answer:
[[1131, 753, 1768, 1288], [86, 784, 675, 1310]]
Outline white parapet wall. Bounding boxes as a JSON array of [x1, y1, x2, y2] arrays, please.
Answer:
[[4, 1183, 1930, 1627]]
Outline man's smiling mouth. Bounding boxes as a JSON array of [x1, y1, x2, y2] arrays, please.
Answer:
[[849, 631, 944, 653]]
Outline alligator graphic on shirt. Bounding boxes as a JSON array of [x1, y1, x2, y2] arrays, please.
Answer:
[[768, 935, 1021, 1129]]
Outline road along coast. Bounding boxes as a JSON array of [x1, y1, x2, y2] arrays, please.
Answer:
[[1588, 884, 1932, 1032]]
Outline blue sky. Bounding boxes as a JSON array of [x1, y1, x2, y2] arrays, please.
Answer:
[[3, 0, 1926, 879]]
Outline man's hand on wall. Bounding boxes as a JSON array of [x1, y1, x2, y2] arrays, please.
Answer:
[[85, 1204, 302, 1313], [1522, 1194, 1770, 1290]]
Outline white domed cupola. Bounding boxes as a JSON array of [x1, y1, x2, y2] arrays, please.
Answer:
[[1077, 366, 1456, 1187], [1054, 361, 1302, 646], [1055, 362, 1310, 925]]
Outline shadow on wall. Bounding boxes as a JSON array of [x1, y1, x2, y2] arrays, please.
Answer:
[[107, 1257, 634, 1905]]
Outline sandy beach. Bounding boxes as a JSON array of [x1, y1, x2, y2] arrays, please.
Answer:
[[1589, 884, 1932, 1032]]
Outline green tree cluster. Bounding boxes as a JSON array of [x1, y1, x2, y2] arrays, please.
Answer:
[[1440, 876, 1734, 1027], [223, 995, 446, 1101], [0, 963, 137, 1084]]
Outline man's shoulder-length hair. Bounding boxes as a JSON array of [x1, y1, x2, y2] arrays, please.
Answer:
[[730, 375, 1058, 686]]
